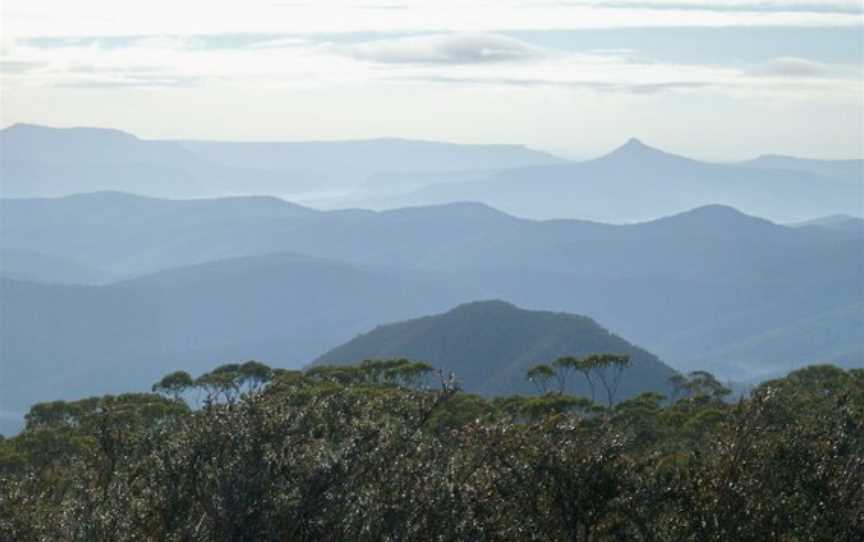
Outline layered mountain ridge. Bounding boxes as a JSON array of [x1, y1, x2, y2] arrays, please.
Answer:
[[3, 123, 861, 222], [1, 124, 860, 435]]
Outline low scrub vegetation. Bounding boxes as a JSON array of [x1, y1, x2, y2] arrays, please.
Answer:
[[1, 360, 861, 541]]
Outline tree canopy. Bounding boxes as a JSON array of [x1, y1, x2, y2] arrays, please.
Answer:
[[1, 359, 861, 541]]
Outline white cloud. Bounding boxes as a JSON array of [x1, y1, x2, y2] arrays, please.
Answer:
[[3, 27, 858, 98], [2, 0, 861, 39], [572, 0, 861, 10]]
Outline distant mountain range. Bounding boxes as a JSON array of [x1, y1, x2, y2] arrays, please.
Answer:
[[2, 192, 859, 282], [2, 124, 860, 223], [0, 123, 563, 200], [312, 300, 678, 399], [1, 192, 860, 432], [1, 123, 861, 434], [789, 214, 864, 235], [356, 138, 863, 222], [739, 154, 863, 182]]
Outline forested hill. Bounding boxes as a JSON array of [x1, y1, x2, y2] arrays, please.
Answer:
[[311, 300, 678, 399]]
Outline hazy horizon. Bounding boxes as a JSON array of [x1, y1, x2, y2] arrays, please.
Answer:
[[3, 121, 863, 163], [3, 1, 863, 161]]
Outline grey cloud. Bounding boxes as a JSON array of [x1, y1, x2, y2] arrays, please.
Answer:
[[271, 1, 406, 9], [342, 33, 547, 64], [0, 60, 48, 74], [396, 75, 550, 87], [21, 33, 319, 52], [3, 61, 197, 88], [22, 35, 208, 51], [749, 57, 832, 78], [556, 1, 862, 14], [56, 74, 204, 89], [603, 81, 712, 94], [22, 36, 140, 50], [66, 65, 168, 74], [392, 75, 712, 94], [355, 4, 410, 10]]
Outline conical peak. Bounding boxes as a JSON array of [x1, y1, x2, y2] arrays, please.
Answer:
[[617, 137, 653, 153], [596, 137, 696, 166]]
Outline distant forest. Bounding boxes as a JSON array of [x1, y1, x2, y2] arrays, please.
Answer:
[[1, 359, 861, 541]]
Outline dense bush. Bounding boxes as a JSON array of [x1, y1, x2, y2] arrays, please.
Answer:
[[1, 362, 861, 541]]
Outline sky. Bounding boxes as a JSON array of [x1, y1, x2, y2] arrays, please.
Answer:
[[1, 0, 862, 160]]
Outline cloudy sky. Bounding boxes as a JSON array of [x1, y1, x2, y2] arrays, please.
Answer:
[[1, 0, 862, 159]]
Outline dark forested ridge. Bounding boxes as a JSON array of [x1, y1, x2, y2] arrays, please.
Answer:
[[312, 300, 678, 398], [1, 360, 861, 541]]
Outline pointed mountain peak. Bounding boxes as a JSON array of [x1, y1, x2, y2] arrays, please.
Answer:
[[590, 137, 697, 167], [612, 137, 662, 156]]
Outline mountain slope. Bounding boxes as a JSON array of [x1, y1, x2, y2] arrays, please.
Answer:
[[311, 300, 678, 399], [0, 248, 118, 285], [681, 301, 864, 378], [1, 192, 832, 280], [740, 154, 863, 183], [0, 192, 320, 276], [789, 215, 864, 238], [177, 137, 565, 176], [2, 193, 535, 277], [0, 253, 469, 423], [0, 124, 205, 197], [1, 196, 859, 420]]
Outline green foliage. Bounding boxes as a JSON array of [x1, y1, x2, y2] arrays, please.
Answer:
[[151, 370, 193, 399], [425, 393, 496, 433], [526, 364, 556, 393], [668, 370, 731, 405], [1, 361, 861, 541], [493, 393, 599, 422], [528, 353, 633, 407]]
